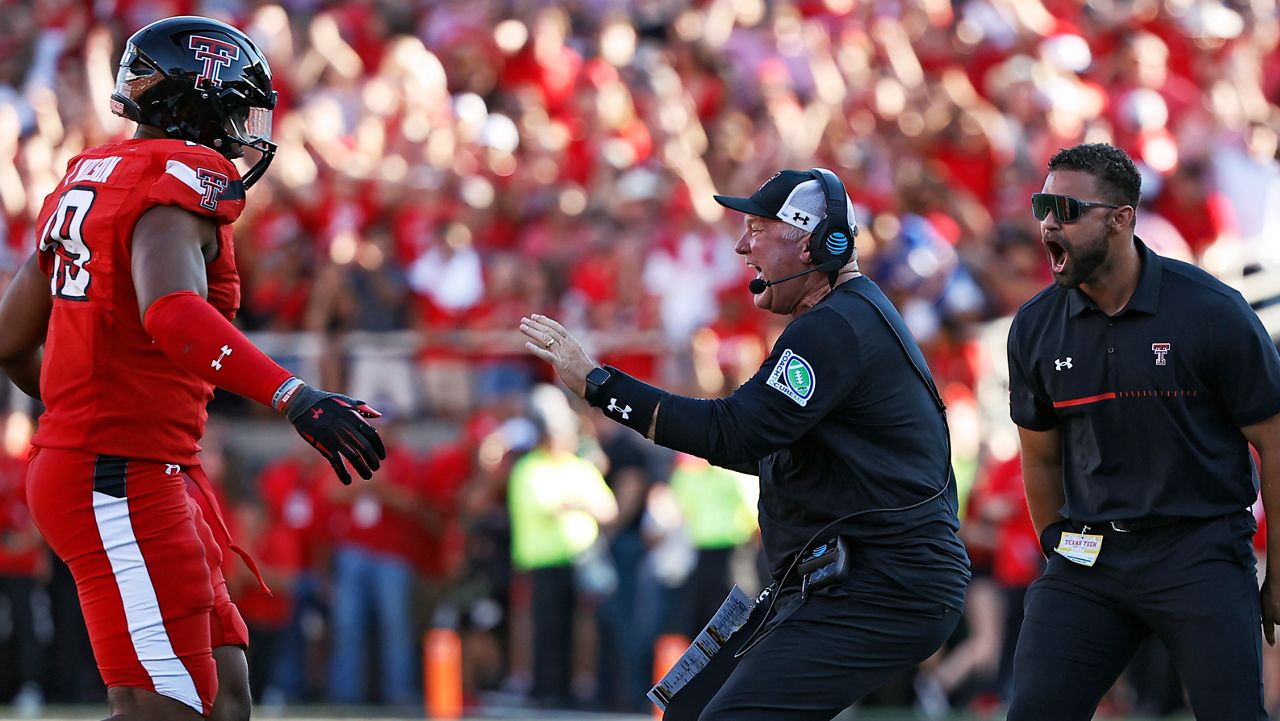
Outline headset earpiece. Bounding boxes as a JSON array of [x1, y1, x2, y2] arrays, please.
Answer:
[[806, 168, 855, 284]]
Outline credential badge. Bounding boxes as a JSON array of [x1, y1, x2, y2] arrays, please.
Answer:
[[766, 349, 815, 406]]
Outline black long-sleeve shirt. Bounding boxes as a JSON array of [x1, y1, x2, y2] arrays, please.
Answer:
[[655, 275, 970, 609]]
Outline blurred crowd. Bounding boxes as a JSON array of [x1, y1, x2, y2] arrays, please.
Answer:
[[1, 0, 1279, 716]]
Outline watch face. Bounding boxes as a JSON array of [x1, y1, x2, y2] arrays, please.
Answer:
[[585, 367, 610, 403]]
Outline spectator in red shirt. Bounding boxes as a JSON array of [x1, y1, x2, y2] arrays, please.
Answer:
[[692, 287, 768, 395], [414, 412, 498, 631], [257, 448, 333, 703], [225, 499, 303, 706], [1152, 158, 1239, 260], [498, 6, 582, 118]]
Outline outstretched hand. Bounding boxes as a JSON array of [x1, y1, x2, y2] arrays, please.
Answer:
[[519, 314, 596, 398], [283, 385, 386, 485]]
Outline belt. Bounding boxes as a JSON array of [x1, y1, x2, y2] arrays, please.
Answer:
[[1082, 517, 1186, 534]]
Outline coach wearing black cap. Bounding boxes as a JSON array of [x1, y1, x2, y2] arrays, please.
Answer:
[[520, 168, 970, 720]]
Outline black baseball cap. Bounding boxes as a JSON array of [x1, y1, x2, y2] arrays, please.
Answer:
[[714, 169, 855, 234]]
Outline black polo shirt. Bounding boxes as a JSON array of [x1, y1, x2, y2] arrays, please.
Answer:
[[1008, 237, 1280, 521], [654, 275, 970, 610]]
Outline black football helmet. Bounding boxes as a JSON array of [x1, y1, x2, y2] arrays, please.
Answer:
[[111, 16, 278, 188]]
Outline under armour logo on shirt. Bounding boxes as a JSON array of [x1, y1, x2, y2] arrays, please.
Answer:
[[1054, 357, 1073, 371], [607, 398, 632, 419], [211, 345, 233, 370], [165, 464, 181, 475]]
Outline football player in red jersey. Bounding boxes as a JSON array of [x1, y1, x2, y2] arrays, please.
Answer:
[[0, 16, 385, 721]]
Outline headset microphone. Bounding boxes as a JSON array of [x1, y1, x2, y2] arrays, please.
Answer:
[[748, 260, 843, 294]]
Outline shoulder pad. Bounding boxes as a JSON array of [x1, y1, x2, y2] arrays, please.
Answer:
[[143, 142, 245, 223]]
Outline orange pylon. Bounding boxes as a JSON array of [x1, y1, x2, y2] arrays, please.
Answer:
[[652, 633, 690, 718], [424, 628, 463, 719]]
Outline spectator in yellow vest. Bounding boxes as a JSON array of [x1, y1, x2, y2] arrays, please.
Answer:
[[667, 453, 759, 638]]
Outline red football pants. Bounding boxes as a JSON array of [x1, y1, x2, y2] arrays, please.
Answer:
[[26, 447, 248, 716]]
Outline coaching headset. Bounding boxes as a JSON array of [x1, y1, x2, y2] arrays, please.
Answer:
[[805, 167, 857, 275], [746, 168, 858, 294]]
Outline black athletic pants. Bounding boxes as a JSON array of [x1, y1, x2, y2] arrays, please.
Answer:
[[669, 568, 961, 721], [1008, 512, 1266, 721], [530, 564, 575, 706]]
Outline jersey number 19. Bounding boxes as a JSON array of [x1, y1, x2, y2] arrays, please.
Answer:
[[39, 187, 95, 300]]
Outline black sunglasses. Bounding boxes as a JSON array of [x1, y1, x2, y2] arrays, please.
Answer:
[[1031, 193, 1122, 223]]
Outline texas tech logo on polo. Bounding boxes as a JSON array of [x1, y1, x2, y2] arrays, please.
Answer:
[[1152, 342, 1171, 366], [766, 349, 815, 406], [188, 35, 240, 88]]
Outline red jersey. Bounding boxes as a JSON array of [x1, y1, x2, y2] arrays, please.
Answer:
[[32, 139, 245, 465]]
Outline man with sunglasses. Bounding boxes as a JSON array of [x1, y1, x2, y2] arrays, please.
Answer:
[[1006, 142, 1280, 720]]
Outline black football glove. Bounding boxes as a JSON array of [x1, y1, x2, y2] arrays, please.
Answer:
[[283, 385, 386, 485]]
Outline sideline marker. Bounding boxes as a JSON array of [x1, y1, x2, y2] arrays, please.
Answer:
[[425, 628, 463, 718]]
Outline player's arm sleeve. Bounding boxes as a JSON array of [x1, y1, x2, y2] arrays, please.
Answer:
[[143, 290, 295, 409], [650, 307, 862, 466], [1007, 314, 1059, 431], [131, 195, 292, 411], [1210, 292, 1280, 427]]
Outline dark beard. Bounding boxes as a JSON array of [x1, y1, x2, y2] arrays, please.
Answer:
[[1052, 229, 1110, 289]]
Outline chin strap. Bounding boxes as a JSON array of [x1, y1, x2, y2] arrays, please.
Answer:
[[240, 139, 276, 189]]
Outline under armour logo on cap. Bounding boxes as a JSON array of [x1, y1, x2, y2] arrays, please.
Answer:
[[712, 169, 857, 236]]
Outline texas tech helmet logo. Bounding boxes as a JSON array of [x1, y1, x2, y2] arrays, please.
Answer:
[[188, 35, 240, 88]]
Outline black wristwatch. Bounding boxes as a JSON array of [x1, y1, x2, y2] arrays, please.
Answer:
[[584, 366, 612, 406]]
